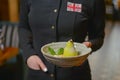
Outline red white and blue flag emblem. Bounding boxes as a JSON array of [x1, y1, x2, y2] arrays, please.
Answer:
[[67, 2, 82, 13]]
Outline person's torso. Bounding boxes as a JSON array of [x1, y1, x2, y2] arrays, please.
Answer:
[[27, 0, 93, 51], [25, 1, 93, 79]]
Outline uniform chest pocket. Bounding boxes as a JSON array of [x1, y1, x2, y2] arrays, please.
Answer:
[[74, 14, 88, 30]]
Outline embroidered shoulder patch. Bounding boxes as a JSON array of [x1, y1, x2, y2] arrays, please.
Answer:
[[67, 2, 82, 13]]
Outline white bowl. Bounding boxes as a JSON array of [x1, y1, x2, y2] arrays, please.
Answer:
[[41, 42, 92, 67]]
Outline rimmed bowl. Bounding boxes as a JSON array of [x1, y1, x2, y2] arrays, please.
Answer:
[[41, 42, 92, 67]]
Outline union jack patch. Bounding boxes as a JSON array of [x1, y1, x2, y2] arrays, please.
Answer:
[[67, 2, 82, 13]]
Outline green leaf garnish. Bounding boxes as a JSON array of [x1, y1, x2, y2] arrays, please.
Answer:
[[57, 48, 64, 55], [48, 47, 56, 55]]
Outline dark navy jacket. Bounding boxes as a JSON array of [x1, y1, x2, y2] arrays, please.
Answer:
[[19, 0, 105, 80]]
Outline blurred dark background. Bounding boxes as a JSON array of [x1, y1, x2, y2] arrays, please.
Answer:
[[0, 0, 120, 80]]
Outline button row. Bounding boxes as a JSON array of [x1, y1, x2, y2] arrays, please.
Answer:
[[54, 9, 57, 13], [51, 9, 57, 30], [50, 74, 54, 77], [51, 26, 55, 29]]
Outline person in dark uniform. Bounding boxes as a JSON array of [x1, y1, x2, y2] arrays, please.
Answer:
[[112, 0, 120, 20], [18, 0, 105, 80]]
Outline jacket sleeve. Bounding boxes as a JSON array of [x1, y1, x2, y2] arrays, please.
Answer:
[[18, 0, 37, 62], [88, 0, 105, 52]]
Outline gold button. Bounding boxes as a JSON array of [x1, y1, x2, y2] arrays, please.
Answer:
[[51, 26, 55, 29], [50, 74, 54, 77], [54, 9, 57, 12]]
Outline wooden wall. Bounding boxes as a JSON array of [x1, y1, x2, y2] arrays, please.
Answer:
[[0, 0, 9, 21], [0, 0, 19, 22]]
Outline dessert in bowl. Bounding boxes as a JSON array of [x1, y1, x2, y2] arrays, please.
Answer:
[[41, 40, 92, 67]]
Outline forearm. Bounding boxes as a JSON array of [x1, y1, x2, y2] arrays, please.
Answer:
[[19, 0, 37, 62], [89, 37, 104, 52], [19, 27, 37, 62], [87, 0, 105, 52]]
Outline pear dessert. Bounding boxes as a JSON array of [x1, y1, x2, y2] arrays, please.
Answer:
[[63, 39, 78, 57], [48, 39, 79, 57], [41, 39, 92, 67]]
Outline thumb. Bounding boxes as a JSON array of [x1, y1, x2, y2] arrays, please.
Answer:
[[83, 42, 92, 48], [37, 58, 48, 72]]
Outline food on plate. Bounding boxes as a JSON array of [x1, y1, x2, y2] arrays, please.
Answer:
[[48, 39, 80, 57], [48, 47, 56, 55], [57, 48, 64, 55], [63, 39, 78, 57]]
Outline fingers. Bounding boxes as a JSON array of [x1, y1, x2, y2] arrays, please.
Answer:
[[27, 55, 48, 72], [83, 42, 92, 48], [27, 56, 41, 70], [37, 58, 48, 72]]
